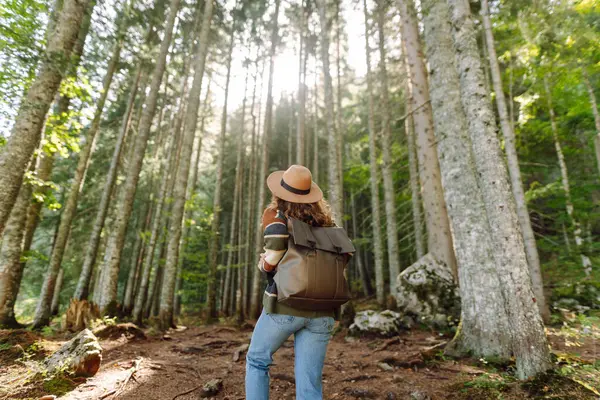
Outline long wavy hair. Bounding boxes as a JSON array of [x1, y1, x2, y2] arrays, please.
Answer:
[[267, 195, 335, 227]]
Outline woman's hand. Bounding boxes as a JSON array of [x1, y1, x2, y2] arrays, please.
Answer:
[[257, 253, 266, 271]]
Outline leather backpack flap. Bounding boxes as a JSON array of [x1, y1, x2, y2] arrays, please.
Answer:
[[290, 218, 355, 254]]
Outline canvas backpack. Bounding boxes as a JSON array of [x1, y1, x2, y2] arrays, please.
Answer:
[[273, 217, 355, 310]]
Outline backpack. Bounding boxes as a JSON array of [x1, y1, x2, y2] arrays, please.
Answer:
[[273, 217, 355, 310]]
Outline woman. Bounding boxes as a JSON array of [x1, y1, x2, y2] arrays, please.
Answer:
[[245, 165, 338, 400]]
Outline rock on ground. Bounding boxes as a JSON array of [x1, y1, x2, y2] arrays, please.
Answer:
[[44, 329, 102, 377], [200, 378, 223, 398], [552, 281, 600, 313], [395, 253, 460, 329], [348, 310, 412, 337]]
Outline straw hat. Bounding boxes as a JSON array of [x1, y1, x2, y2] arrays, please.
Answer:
[[266, 165, 323, 204]]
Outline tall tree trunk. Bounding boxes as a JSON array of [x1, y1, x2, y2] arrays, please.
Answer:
[[174, 79, 211, 317], [159, 0, 213, 330], [395, 0, 457, 277], [362, 0, 385, 305], [288, 96, 295, 167], [96, 0, 181, 315], [33, 22, 126, 327], [169, 10, 206, 316], [296, 1, 306, 165], [0, 0, 91, 236], [223, 58, 249, 316], [250, 0, 281, 319], [543, 76, 592, 276], [421, 0, 512, 363], [447, 0, 552, 378], [375, 1, 400, 294], [582, 68, 600, 177], [236, 155, 246, 321], [351, 192, 372, 297], [133, 116, 181, 323], [243, 47, 262, 318], [313, 56, 320, 184], [480, 0, 548, 322], [0, 162, 35, 328], [405, 104, 424, 259], [207, 7, 236, 322], [74, 64, 144, 300], [335, 0, 344, 205], [316, 0, 343, 221], [123, 216, 145, 315], [50, 268, 64, 316]]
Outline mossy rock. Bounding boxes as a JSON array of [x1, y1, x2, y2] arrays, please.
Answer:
[[395, 253, 460, 329], [551, 281, 600, 311]]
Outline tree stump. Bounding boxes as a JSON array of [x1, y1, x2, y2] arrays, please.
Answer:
[[45, 329, 102, 377], [63, 299, 100, 332]]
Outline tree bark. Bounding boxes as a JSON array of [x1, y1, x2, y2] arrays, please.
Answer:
[[405, 102, 424, 260], [480, 0, 548, 322], [0, 163, 34, 328], [132, 117, 181, 323], [33, 22, 125, 327], [0, 0, 90, 236], [243, 46, 262, 318], [236, 156, 246, 321], [288, 96, 295, 167], [362, 0, 385, 305], [50, 268, 64, 316], [296, 2, 306, 165], [335, 0, 344, 206], [395, 0, 457, 277], [223, 56, 249, 316], [351, 192, 372, 297], [159, 0, 213, 330], [174, 79, 211, 317], [421, 0, 512, 361], [376, 1, 400, 294], [96, 0, 181, 315], [543, 76, 592, 276], [313, 56, 320, 184], [446, 0, 552, 378], [316, 0, 343, 221], [122, 216, 145, 315], [208, 8, 237, 322], [168, 9, 206, 316], [250, 0, 282, 319], [582, 68, 600, 177]]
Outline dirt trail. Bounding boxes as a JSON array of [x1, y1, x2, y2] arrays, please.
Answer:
[[58, 325, 464, 400], [2, 323, 599, 399]]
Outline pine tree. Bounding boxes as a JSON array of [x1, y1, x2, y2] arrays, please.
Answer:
[[362, 0, 385, 305], [480, 0, 548, 322], [395, 0, 457, 276]]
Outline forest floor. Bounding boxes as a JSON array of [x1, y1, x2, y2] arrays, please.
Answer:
[[1, 314, 599, 400]]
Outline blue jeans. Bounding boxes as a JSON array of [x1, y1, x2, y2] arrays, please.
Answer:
[[245, 310, 335, 400]]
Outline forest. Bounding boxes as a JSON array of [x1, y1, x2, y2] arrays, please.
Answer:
[[0, 0, 599, 398]]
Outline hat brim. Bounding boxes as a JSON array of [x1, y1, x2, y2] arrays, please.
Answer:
[[266, 171, 323, 204]]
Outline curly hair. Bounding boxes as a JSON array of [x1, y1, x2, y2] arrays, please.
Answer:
[[267, 195, 335, 227]]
